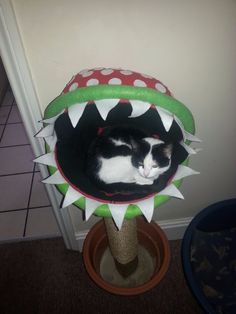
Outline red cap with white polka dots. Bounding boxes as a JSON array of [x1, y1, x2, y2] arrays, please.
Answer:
[[63, 67, 172, 96]]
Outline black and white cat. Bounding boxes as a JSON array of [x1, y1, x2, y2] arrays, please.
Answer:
[[86, 126, 173, 193]]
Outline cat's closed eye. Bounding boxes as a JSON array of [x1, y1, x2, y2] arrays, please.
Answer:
[[152, 164, 159, 168], [138, 162, 144, 167]]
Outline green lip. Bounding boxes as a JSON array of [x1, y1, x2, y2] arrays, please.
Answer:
[[45, 85, 195, 134]]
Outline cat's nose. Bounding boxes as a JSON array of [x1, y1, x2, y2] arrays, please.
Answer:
[[144, 170, 150, 177]]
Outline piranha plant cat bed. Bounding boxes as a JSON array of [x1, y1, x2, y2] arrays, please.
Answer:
[[35, 68, 200, 295]]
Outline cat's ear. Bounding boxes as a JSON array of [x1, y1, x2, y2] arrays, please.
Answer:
[[164, 143, 173, 159]]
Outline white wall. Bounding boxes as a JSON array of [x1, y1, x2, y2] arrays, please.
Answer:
[[11, 0, 236, 228]]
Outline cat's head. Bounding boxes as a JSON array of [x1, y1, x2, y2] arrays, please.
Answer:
[[131, 137, 173, 179]]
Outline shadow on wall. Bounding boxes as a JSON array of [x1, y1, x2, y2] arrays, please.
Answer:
[[0, 57, 9, 103]]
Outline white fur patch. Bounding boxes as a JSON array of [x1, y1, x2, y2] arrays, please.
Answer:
[[111, 138, 132, 149], [143, 137, 164, 146], [98, 156, 135, 184]]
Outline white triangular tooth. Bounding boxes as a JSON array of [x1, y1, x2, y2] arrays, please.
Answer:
[[181, 142, 197, 155], [136, 197, 155, 222], [85, 198, 102, 220], [174, 118, 202, 144], [33, 152, 57, 167], [157, 107, 174, 132], [95, 99, 120, 120], [68, 102, 88, 127], [158, 184, 184, 199], [174, 116, 186, 140], [129, 100, 151, 118], [45, 133, 57, 151], [36, 125, 54, 138], [172, 165, 200, 181], [40, 111, 64, 124], [184, 131, 202, 143], [108, 203, 127, 230], [42, 170, 66, 184], [62, 186, 83, 208], [194, 148, 203, 153]]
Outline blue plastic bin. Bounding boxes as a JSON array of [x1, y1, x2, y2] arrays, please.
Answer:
[[181, 199, 236, 314]]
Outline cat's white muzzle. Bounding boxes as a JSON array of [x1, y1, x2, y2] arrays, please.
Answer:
[[139, 167, 154, 178]]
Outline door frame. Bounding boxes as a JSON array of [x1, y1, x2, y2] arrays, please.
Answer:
[[0, 0, 78, 250]]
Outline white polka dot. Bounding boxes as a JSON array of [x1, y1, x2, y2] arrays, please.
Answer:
[[108, 78, 122, 85], [69, 82, 78, 91], [79, 69, 88, 74], [86, 78, 99, 86], [120, 70, 133, 75], [133, 79, 147, 87], [101, 69, 114, 75], [141, 73, 154, 79], [155, 82, 167, 93], [93, 67, 104, 70], [79, 70, 93, 77]]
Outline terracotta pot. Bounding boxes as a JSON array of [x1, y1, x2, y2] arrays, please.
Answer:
[[83, 217, 171, 296]]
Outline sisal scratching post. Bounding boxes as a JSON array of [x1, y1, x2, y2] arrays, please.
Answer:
[[104, 217, 139, 278]]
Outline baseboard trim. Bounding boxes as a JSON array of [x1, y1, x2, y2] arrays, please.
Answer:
[[157, 217, 193, 240], [75, 217, 193, 252]]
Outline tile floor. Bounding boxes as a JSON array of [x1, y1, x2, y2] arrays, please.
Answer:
[[0, 89, 60, 242]]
